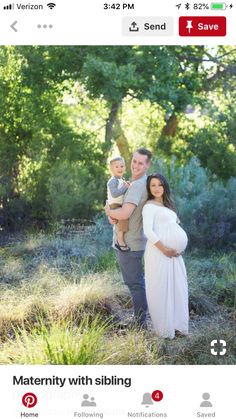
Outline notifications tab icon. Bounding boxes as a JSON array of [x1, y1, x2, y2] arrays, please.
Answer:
[[179, 16, 226, 36]]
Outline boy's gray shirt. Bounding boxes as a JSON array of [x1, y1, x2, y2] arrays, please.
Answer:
[[113, 174, 148, 251], [107, 176, 128, 198]]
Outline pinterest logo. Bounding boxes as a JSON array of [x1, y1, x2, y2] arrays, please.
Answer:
[[22, 393, 38, 408]]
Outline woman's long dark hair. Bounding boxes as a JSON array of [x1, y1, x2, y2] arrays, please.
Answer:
[[146, 173, 176, 212]]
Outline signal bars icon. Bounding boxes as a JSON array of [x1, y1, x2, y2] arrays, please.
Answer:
[[3, 3, 14, 9]]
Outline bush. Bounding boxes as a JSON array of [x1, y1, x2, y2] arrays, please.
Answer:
[[47, 160, 105, 219], [188, 127, 236, 180], [152, 157, 236, 249], [0, 196, 32, 231]]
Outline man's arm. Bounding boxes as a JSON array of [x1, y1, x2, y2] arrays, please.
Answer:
[[105, 202, 136, 220]]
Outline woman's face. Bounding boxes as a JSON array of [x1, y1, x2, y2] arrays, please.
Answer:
[[149, 177, 164, 200]]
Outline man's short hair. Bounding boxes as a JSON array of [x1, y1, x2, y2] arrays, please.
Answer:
[[135, 148, 152, 162], [109, 156, 125, 165]]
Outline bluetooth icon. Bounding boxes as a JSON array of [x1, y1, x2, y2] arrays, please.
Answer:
[[185, 2, 190, 9]]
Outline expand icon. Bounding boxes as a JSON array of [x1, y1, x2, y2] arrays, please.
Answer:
[[210, 339, 227, 356]]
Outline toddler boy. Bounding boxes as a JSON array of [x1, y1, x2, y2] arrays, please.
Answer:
[[107, 157, 130, 251]]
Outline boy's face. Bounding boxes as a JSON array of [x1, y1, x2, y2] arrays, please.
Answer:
[[110, 160, 126, 177]]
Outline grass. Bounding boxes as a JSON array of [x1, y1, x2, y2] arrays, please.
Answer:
[[0, 270, 127, 342], [0, 231, 235, 365], [0, 318, 161, 365]]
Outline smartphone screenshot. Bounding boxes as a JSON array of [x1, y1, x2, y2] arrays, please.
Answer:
[[0, 1, 235, 418]]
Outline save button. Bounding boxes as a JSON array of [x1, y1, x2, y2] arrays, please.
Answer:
[[179, 16, 226, 36]]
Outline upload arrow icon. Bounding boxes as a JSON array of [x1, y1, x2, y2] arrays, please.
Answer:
[[129, 21, 139, 32]]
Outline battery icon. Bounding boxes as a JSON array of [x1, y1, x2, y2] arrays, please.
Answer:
[[211, 2, 226, 9]]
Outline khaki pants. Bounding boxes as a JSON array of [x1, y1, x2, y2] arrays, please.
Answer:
[[109, 203, 129, 233]]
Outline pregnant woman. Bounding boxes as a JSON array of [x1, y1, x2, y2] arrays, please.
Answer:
[[142, 173, 189, 339]]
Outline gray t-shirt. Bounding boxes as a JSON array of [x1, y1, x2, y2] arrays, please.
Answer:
[[113, 174, 148, 251]]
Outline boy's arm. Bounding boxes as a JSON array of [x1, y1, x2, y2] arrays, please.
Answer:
[[108, 177, 128, 198]]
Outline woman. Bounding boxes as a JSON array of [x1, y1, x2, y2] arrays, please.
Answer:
[[142, 173, 189, 339]]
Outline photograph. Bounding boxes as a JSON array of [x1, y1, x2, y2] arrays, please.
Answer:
[[0, 45, 235, 365]]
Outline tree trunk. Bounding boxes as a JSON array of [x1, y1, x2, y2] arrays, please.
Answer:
[[104, 102, 120, 154], [0, 157, 20, 231], [162, 113, 178, 137], [113, 119, 131, 167], [158, 112, 178, 154], [103, 101, 131, 167]]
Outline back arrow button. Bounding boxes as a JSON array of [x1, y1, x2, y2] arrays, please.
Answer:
[[10, 21, 18, 32]]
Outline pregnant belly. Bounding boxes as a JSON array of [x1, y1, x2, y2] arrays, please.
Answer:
[[160, 223, 188, 253]]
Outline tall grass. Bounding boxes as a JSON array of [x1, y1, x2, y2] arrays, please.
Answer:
[[0, 316, 110, 365], [0, 231, 235, 365], [0, 316, 163, 365]]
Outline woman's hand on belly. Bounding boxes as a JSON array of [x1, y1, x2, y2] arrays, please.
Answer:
[[163, 247, 180, 258], [154, 240, 179, 258]]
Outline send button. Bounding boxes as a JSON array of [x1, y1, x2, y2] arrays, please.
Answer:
[[123, 17, 173, 36]]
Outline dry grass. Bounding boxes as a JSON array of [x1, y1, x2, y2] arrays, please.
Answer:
[[0, 233, 235, 365], [0, 270, 128, 340]]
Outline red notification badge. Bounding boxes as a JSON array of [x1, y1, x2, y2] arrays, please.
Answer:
[[152, 390, 164, 402]]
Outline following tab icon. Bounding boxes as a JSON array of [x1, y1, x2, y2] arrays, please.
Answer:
[[179, 16, 226, 36]]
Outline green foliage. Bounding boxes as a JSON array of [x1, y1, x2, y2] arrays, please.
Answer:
[[82, 49, 136, 102], [153, 158, 236, 249], [186, 253, 236, 308], [133, 46, 207, 111], [47, 159, 105, 219], [186, 126, 236, 180], [1, 45, 236, 229]]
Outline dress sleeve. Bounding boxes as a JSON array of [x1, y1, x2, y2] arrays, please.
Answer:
[[142, 204, 160, 244]]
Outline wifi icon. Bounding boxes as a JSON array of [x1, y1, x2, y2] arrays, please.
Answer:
[[47, 2, 56, 9]]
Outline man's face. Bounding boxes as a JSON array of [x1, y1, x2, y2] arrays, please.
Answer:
[[131, 152, 151, 179]]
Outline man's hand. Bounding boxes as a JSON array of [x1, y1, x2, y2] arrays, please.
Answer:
[[104, 202, 117, 224]]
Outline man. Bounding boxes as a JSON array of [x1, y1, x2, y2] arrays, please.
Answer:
[[105, 147, 152, 327]]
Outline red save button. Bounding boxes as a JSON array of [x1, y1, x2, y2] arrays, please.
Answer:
[[179, 16, 226, 36]]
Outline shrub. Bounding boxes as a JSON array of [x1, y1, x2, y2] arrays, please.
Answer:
[[47, 160, 105, 219], [153, 157, 236, 249]]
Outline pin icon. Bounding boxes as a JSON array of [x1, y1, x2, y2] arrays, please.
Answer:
[[22, 393, 37, 408]]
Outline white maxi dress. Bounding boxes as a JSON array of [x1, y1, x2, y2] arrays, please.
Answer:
[[142, 202, 189, 339]]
